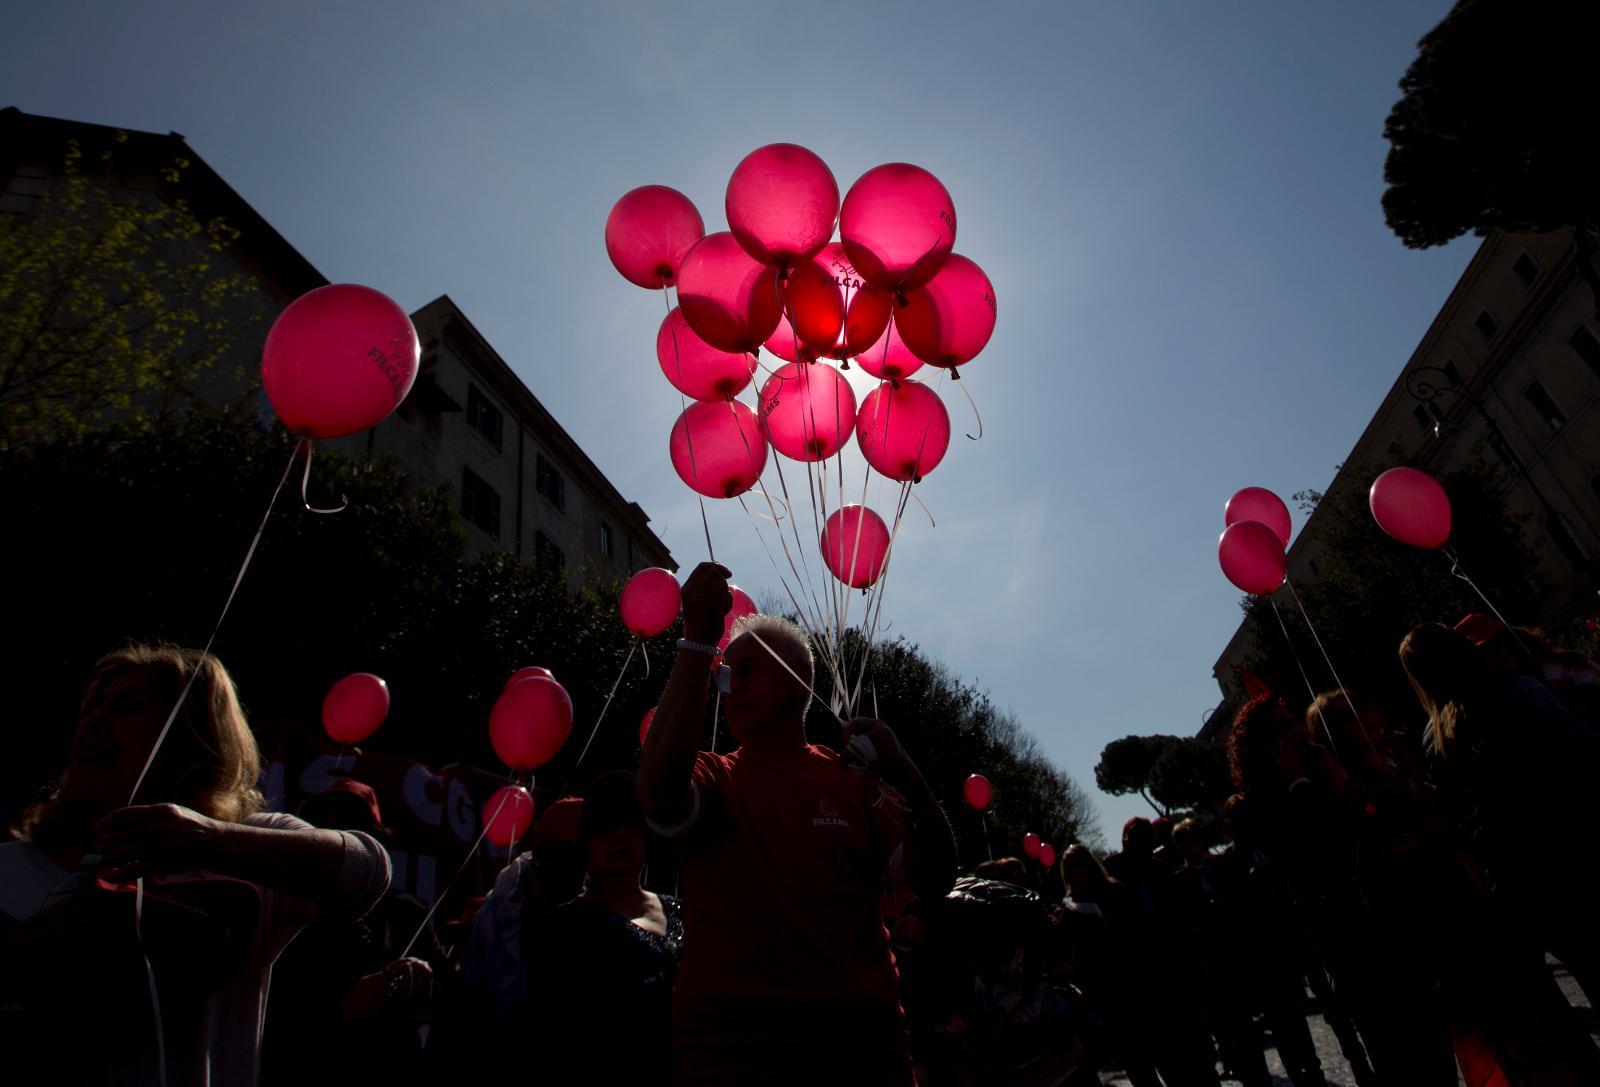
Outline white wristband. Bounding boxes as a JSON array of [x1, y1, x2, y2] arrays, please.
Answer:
[[676, 638, 720, 656]]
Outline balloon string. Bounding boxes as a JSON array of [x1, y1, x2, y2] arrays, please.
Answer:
[[906, 487, 937, 528], [846, 482, 912, 716], [129, 438, 302, 805], [980, 811, 994, 861], [662, 285, 716, 561], [710, 690, 722, 755], [739, 625, 847, 727], [570, 638, 640, 772], [956, 376, 984, 441], [400, 771, 520, 959], [1285, 577, 1379, 761], [136, 877, 169, 1087], [1268, 597, 1343, 765], [299, 440, 348, 514], [1441, 546, 1532, 658]]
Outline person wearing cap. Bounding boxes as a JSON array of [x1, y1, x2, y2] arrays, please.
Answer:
[[521, 771, 683, 1081], [638, 562, 957, 1086]]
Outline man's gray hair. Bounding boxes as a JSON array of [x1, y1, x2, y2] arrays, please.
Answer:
[[730, 613, 814, 680]]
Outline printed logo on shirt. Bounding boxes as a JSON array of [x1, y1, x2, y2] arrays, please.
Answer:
[[813, 798, 850, 828]]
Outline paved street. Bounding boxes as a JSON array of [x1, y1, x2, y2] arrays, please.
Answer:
[[1101, 963, 1596, 1087]]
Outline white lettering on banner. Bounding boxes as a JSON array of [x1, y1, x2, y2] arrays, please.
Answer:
[[404, 764, 444, 825], [298, 754, 344, 796], [446, 778, 474, 842]]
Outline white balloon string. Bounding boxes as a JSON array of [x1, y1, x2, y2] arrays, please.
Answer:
[[738, 625, 847, 727], [980, 811, 994, 861], [1285, 577, 1379, 761], [1441, 546, 1533, 658], [710, 690, 722, 754], [136, 877, 169, 1087], [299, 440, 348, 514], [129, 438, 302, 805], [661, 285, 715, 561], [955, 375, 984, 441], [1268, 596, 1343, 765], [570, 637, 640, 772]]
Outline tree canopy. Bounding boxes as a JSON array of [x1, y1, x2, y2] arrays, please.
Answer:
[[1381, 0, 1600, 314]]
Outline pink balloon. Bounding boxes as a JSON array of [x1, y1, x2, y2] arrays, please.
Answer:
[[1218, 521, 1287, 595], [856, 380, 951, 482], [669, 400, 768, 499], [1225, 487, 1292, 549], [718, 586, 758, 653], [895, 254, 996, 370], [656, 307, 757, 401], [725, 143, 839, 269], [504, 666, 555, 691], [262, 284, 419, 440], [321, 672, 390, 745], [763, 310, 817, 365], [604, 185, 705, 290], [757, 361, 857, 462], [1370, 467, 1452, 549], [778, 244, 893, 362], [820, 505, 891, 589], [490, 677, 573, 770], [639, 707, 655, 745], [1039, 842, 1056, 868], [1022, 832, 1042, 859], [852, 317, 925, 382], [483, 785, 535, 848], [620, 567, 682, 638], [840, 163, 957, 291], [676, 232, 783, 354], [962, 773, 992, 811]]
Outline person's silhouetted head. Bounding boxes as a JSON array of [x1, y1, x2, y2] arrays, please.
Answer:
[[722, 615, 814, 744], [1121, 816, 1153, 858], [1400, 623, 1499, 758], [1061, 844, 1111, 897]]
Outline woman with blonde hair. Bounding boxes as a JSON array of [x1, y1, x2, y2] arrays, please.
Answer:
[[0, 645, 391, 1086]]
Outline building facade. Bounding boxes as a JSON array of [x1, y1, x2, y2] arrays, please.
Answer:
[[1210, 230, 1600, 715], [3, 108, 672, 582]]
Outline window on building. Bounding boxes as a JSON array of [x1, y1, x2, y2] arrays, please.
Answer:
[[535, 530, 566, 569], [1486, 428, 1523, 478], [1412, 402, 1442, 435], [1546, 513, 1590, 571], [536, 453, 566, 512], [461, 466, 501, 538], [600, 521, 614, 558], [1441, 359, 1466, 387], [1523, 379, 1567, 434], [466, 383, 504, 449], [1512, 251, 1542, 288], [1570, 324, 1600, 380], [1473, 308, 1499, 341]]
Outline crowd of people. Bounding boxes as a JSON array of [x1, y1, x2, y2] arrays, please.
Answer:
[[1, 563, 1596, 1085]]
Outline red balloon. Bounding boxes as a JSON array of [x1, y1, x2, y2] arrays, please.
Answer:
[[262, 284, 419, 440], [604, 185, 705, 290], [718, 586, 758, 653], [638, 707, 655, 745], [725, 143, 839, 269], [895, 254, 996, 370], [1218, 521, 1287, 595], [1022, 832, 1042, 859], [620, 567, 682, 638], [483, 785, 535, 848], [1370, 467, 1452, 549], [852, 317, 925, 382], [962, 773, 992, 811], [1039, 842, 1056, 868], [676, 232, 783, 354], [840, 163, 956, 291], [763, 311, 816, 365], [820, 505, 891, 589], [776, 244, 893, 362], [504, 666, 554, 691], [321, 672, 389, 745], [1225, 487, 1292, 550], [489, 677, 573, 770], [758, 361, 857, 462], [657, 307, 757, 401], [669, 400, 768, 499], [856, 380, 951, 482]]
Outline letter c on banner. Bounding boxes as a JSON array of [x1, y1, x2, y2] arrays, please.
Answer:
[[404, 764, 444, 825]]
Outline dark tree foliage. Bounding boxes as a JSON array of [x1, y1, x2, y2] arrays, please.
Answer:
[[1381, 0, 1600, 315], [1236, 452, 1546, 735], [1148, 737, 1232, 816], [1094, 735, 1182, 817], [0, 410, 1099, 865]]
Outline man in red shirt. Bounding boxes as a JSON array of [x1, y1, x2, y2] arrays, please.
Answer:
[[639, 562, 957, 1085]]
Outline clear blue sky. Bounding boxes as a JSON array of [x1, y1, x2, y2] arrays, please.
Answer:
[[4, 0, 1473, 842]]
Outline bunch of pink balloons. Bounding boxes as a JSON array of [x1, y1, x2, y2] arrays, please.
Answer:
[[1218, 486, 1290, 595], [605, 144, 998, 591]]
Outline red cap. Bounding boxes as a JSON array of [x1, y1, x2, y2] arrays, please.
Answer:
[[530, 796, 583, 846], [322, 778, 384, 828], [1454, 613, 1505, 648]]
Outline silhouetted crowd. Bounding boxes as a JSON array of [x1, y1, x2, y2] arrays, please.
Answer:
[[2, 569, 1596, 1085]]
